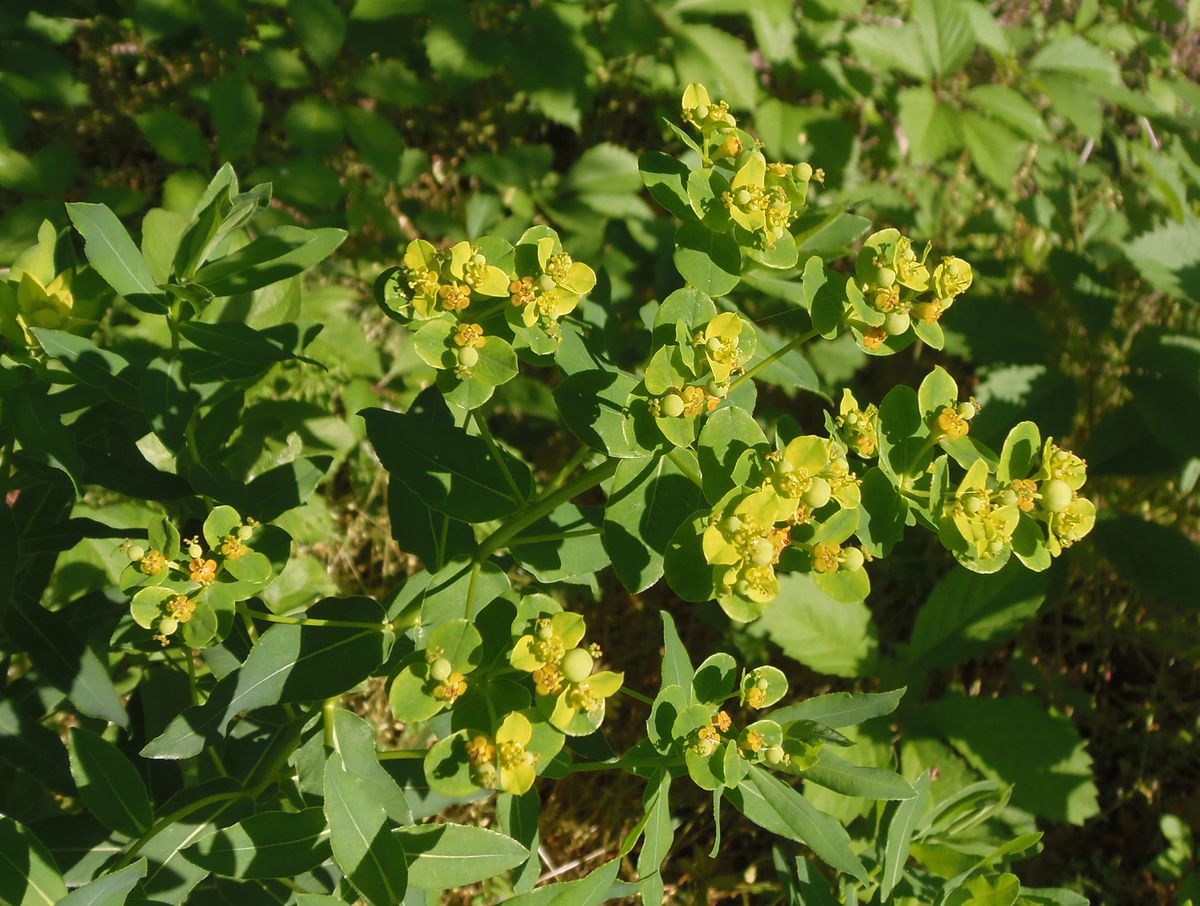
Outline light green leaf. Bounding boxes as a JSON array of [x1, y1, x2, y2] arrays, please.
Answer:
[[66, 203, 164, 307], [881, 772, 930, 899], [769, 688, 905, 729], [184, 808, 330, 879], [58, 859, 148, 906], [803, 749, 916, 801], [753, 573, 878, 678], [325, 755, 409, 906], [674, 222, 741, 296], [898, 87, 962, 164], [397, 824, 527, 890]]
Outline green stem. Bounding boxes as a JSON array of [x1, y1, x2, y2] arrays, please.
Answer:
[[475, 458, 619, 563], [185, 650, 198, 707], [902, 434, 941, 482], [239, 604, 391, 632], [113, 790, 248, 870], [666, 449, 703, 489], [377, 749, 429, 760], [507, 527, 601, 547], [620, 686, 654, 706], [167, 300, 182, 359], [464, 561, 482, 620], [323, 697, 337, 749], [547, 445, 594, 492], [474, 410, 524, 503], [567, 760, 622, 774], [729, 328, 819, 392]]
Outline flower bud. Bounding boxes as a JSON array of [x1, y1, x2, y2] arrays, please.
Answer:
[[694, 103, 710, 121], [1041, 479, 1073, 513], [765, 745, 786, 764], [874, 266, 896, 289], [844, 548, 865, 572], [956, 401, 976, 421], [561, 647, 594, 684], [801, 476, 832, 509], [884, 310, 910, 336]]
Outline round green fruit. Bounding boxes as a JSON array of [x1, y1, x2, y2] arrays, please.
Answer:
[[561, 647, 594, 684]]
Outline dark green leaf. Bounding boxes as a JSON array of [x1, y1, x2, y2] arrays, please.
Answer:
[[184, 808, 331, 879], [68, 728, 153, 837], [325, 755, 409, 906]]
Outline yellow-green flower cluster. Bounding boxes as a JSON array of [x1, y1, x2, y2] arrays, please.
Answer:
[[850, 229, 974, 352], [511, 611, 623, 736], [836, 389, 879, 458], [703, 433, 866, 618]]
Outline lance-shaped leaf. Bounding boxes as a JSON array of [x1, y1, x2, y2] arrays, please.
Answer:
[[66, 202, 167, 312], [183, 808, 331, 879], [68, 728, 153, 837], [397, 823, 528, 890], [324, 755, 409, 906]]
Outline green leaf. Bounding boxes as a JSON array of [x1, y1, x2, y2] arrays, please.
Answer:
[[195, 226, 347, 296], [184, 808, 330, 878], [769, 688, 905, 729], [329, 709, 413, 826], [639, 151, 693, 222], [503, 856, 621, 906], [603, 452, 703, 593], [325, 754, 409, 906], [58, 859, 148, 906], [553, 368, 651, 459], [965, 85, 1050, 142], [961, 112, 1025, 192], [208, 73, 262, 162], [674, 222, 741, 297], [753, 573, 878, 678], [397, 823, 528, 890], [65, 203, 165, 309], [802, 749, 915, 800], [670, 24, 757, 110], [904, 563, 1050, 674], [881, 772, 930, 899], [734, 766, 867, 881], [636, 771, 673, 886], [510, 503, 608, 584], [143, 597, 390, 758], [1030, 35, 1121, 85], [68, 728, 153, 837], [290, 0, 346, 67], [0, 815, 69, 906], [898, 87, 962, 164], [8, 387, 86, 492], [660, 611, 695, 691], [1091, 514, 1200, 612], [134, 109, 210, 169], [363, 406, 532, 523], [1122, 219, 1200, 301], [697, 407, 767, 503], [917, 693, 1098, 824], [388, 480, 475, 570], [912, 0, 975, 77]]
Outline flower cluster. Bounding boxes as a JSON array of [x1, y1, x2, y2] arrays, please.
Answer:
[[407, 604, 621, 798], [0, 221, 99, 353], [848, 229, 974, 354], [703, 431, 868, 620], [121, 507, 268, 647]]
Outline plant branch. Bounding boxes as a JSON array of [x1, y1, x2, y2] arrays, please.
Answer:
[[729, 328, 819, 392]]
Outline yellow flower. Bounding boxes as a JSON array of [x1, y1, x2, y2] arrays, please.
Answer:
[[189, 558, 218, 585], [811, 542, 840, 574], [509, 276, 536, 308], [699, 312, 744, 384], [950, 460, 1019, 562], [220, 534, 248, 560], [837, 389, 879, 458], [935, 406, 970, 440], [453, 323, 486, 348], [448, 242, 510, 297], [401, 239, 443, 318], [139, 549, 167, 576], [933, 256, 973, 301], [681, 83, 736, 132], [439, 282, 472, 312], [862, 326, 886, 350], [166, 595, 195, 623], [16, 271, 75, 336], [432, 672, 468, 704], [495, 712, 538, 795]]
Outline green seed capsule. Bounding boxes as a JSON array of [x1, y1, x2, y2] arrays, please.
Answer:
[[429, 657, 453, 682], [661, 393, 685, 418], [735, 579, 750, 596], [706, 336, 724, 354], [884, 310, 910, 336], [734, 188, 752, 206], [963, 495, 985, 515], [538, 274, 556, 292], [187, 543, 203, 559], [874, 266, 897, 289], [957, 401, 976, 421], [457, 346, 480, 368], [707, 379, 728, 398], [842, 548, 864, 572], [765, 745, 786, 765], [159, 617, 178, 635], [751, 538, 775, 567], [694, 103, 710, 121], [999, 489, 1018, 507], [237, 524, 254, 540], [1042, 479, 1073, 513], [802, 476, 832, 509], [722, 516, 742, 534], [127, 545, 145, 562], [561, 647, 594, 684], [472, 253, 487, 267], [988, 539, 1005, 555], [794, 162, 813, 181]]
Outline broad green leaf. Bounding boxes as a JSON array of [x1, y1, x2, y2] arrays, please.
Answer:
[[904, 563, 1049, 674], [0, 816, 68, 906], [195, 226, 347, 296], [183, 808, 330, 878], [917, 693, 1098, 824], [397, 823, 527, 890], [134, 109, 210, 168], [697, 407, 767, 503], [503, 856, 621, 906], [553, 368, 651, 459], [881, 772, 931, 899], [65, 203, 165, 309], [509, 503, 608, 585], [1030, 35, 1121, 85], [898, 87, 962, 164], [802, 749, 916, 800], [753, 573, 878, 678], [673, 222, 741, 297], [68, 728, 153, 837], [966, 85, 1050, 142], [913, 0, 975, 77], [734, 766, 867, 881], [670, 23, 757, 110], [363, 406, 532, 523], [325, 755, 409, 906], [769, 688, 905, 728], [1091, 514, 1200, 612], [208, 73, 262, 162], [290, 0, 346, 68], [58, 859, 148, 906], [604, 452, 702, 593], [330, 709, 413, 824], [639, 151, 693, 222], [962, 112, 1025, 192]]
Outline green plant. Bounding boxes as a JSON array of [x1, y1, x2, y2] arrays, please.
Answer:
[[0, 79, 1104, 905]]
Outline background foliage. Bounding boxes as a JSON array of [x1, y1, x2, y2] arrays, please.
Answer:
[[1, 0, 1198, 903]]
